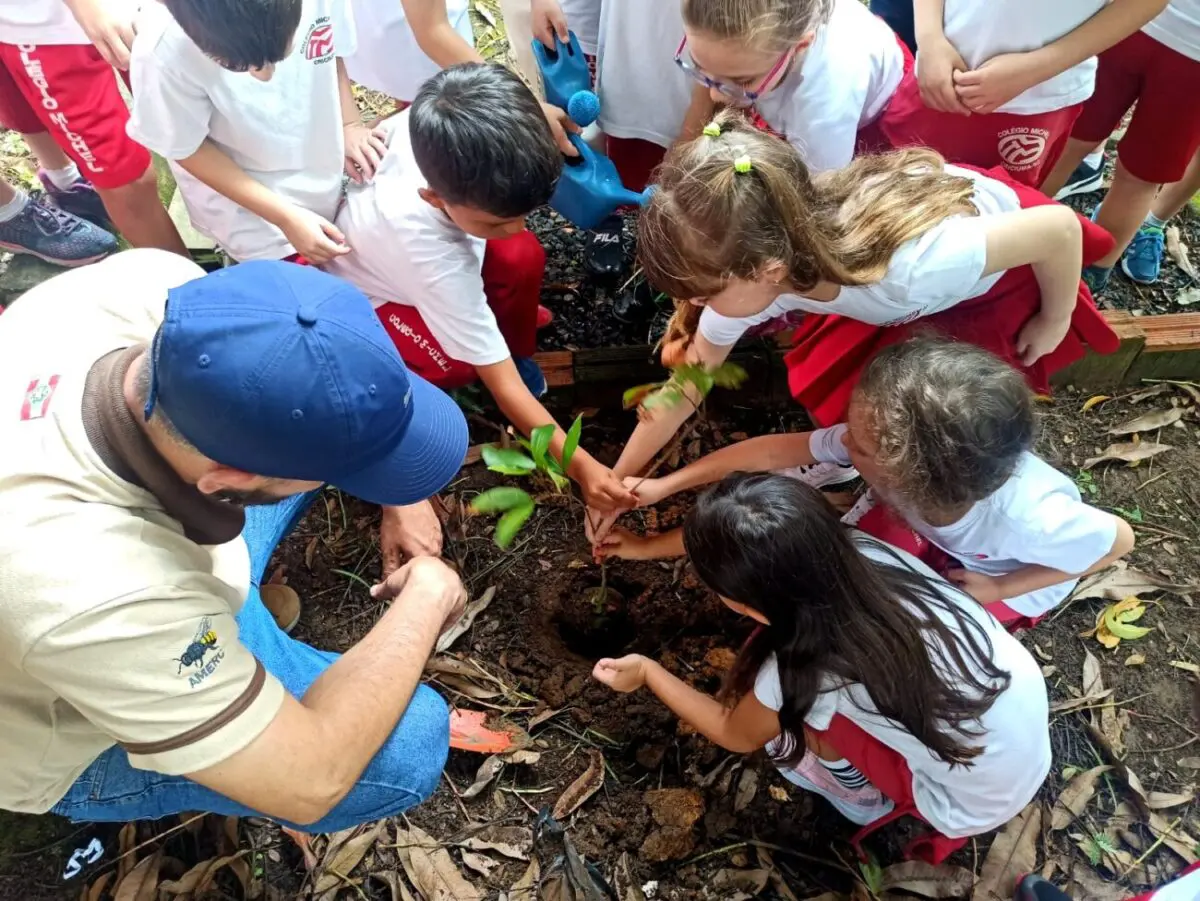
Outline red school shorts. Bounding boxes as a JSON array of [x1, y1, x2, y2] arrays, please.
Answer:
[[1071, 30, 1200, 184], [0, 42, 149, 189], [877, 66, 1082, 187]]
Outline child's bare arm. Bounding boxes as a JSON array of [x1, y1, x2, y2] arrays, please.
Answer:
[[596, 526, 686, 560], [953, 0, 1169, 114], [176, 141, 350, 263], [403, 0, 484, 67], [948, 515, 1135, 604], [913, 0, 971, 114], [979, 206, 1083, 365]]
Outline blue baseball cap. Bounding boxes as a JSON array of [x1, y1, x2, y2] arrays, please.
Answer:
[[144, 261, 468, 506]]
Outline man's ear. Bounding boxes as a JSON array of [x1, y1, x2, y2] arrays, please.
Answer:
[[418, 187, 446, 211], [196, 466, 257, 497]]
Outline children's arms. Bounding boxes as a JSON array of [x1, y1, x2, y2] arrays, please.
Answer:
[[403, 0, 485, 67], [64, 0, 136, 69], [175, 142, 351, 263], [952, 0, 1170, 114], [979, 205, 1083, 365], [530, 0, 570, 48], [596, 526, 687, 560], [592, 656, 781, 754], [337, 59, 388, 184], [947, 515, 1136, 605], [477, 359, 637, 513], [913, 0, 971, 114]]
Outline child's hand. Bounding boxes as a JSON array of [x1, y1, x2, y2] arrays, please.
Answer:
[[541, 102, 582, 157], [592, 654, 649, 693], [625, 476, 667, 508], [579, 460, 639, 513], [531, 0, 569, 49], [280, 207, 350, 264], [343, 122, 388, 183], [584, 504, 621, 549], [595, 527, 654, 560], [946, 568, 1006, 605], [953, 53, 1038, 115], [1015, 311, 1071, 366], [66, 0, 136, 70], [917, 35, 971, 115]]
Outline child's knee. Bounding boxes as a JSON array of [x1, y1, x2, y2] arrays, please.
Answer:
[[96, 164, 161, 204]]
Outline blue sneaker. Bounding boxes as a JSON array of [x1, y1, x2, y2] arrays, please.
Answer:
[[1120, 225, 1165, 285], [1082, 264, 1111, 296], [514, 356, 548, 398], [0, 196, 118, 267], [39, 170, 115, 233]]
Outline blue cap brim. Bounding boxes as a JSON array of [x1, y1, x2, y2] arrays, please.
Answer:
[[332, 371, 468, 507]]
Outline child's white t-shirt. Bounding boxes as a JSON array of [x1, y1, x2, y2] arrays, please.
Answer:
[[127, 0, 355, 263], [754, 0, 905, 174], [0, 0, 135, 45], [935, 0, 1105, 115], [810, 426, 1118, 618], [1142, 1, 1200, 62], [344, 0, 474, 102], [561, 0, 603, 56], [753, 537, 1050, 838], [698, 165, 1017, 347], [594, 0, 696, 148], [324, 113, 511, 367]]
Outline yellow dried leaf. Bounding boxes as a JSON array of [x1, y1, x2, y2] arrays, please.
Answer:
[[1081, 395, 1112, 413], [1094, 619, 1121, 650], [1170, 661, 1200, 675], [1125, 654, 1145, 667]]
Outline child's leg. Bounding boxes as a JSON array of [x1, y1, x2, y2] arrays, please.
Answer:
[[1093, 161, 1160, 269], [1151, 147, 1200, 222], [1042, 136, 1102, 198], [481, 231, 546, 360], [21, 130, 73, 172], [0, 42, 186, 255]]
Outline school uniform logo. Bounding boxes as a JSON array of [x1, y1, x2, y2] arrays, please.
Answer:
[[303, 17, 336, 63], [20, 375, 60, 420], [997, 128, 1050, 172], [176, 616, 226, 688]]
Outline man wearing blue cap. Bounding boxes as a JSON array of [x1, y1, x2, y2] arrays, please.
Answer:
[[0, 249, 469, 830]]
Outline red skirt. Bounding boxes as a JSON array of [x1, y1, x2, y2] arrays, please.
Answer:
[[785, 166, 1118, 428]]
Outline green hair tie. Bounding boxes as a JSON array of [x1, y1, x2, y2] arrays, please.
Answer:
[[702, 122, 722, 137], [733, 154, 753, 174]]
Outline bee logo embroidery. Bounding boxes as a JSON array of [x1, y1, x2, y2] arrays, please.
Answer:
[[176, 617, 220, 674]]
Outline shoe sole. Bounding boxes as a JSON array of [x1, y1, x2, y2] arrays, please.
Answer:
[[1119, 256, 1159, 286], [1053, 173, 1105, 201], [0, 241, 112, 268]]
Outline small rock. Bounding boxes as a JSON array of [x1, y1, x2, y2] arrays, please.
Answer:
[[644, 788, 705, 828], [703, 648, 738, 671], [635, 743, 667, 771], [640, 826, 695, 863], [0, 254, 67, 308]]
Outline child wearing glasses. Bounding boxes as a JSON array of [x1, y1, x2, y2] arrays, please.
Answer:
[[678, 0, 909, 174]]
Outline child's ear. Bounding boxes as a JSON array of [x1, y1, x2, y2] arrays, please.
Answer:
[[760, 260, 789, 285], [418, 187, 445, 211], [794, 32, 817, 54]]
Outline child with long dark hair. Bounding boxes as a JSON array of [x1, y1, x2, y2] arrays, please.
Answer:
[[593, 472, 1050, 860], [599, 338, 1135, 630]]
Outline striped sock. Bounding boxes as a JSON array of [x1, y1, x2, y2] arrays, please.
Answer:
[[820, 758, 870, 791]]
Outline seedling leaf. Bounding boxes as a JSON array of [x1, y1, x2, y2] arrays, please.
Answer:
[[495, 500, 535, 548], [482, 445, 537, 476], [471, 486, 533, 514], [529, 424, 554, 469], [623, 383, 663, 410], [561, 414, 583, 472], [710, 361, 748, 390]]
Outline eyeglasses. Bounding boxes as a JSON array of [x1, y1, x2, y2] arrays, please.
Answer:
[[673, 36, 792, 104]]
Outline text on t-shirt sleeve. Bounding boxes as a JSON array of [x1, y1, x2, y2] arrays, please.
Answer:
[[808, 424, 852, 466]]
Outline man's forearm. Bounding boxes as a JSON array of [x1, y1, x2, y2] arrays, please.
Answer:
[[1026, 0, 1168, 83], [178, 141, 294, 229]]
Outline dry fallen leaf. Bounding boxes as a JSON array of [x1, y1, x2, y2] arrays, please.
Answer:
[[1108, 408, 1184, 435], [459, 850, 500, 879], [313, 821, 385, 895], [734, 768, 759, 813], [553, 749, 605, 820], [508, 859, 540, 901], [1081, 395, 1112, 413], [1050, 690, 1114, 714], [1051, 766, 1112, 830], [1147, 811, 1200, 865], [712, 868, 771, 898], [1099, 701, 1130, 757], [971, 804, 1041, 901], [1146, 788, 1195, 810], [394, 824, 483, 901], [436, 586, 497, 653], [159, 852, 250, 897], [113, 850, 165, 901], [1169, 660, 1200, 675], [461, 755, 505, 800], [1082, 649, 1103, 697], [1072, 562, 1192, 602], [881, 860, 974, 899], [1166, 225, 1199, 280], [1125, 654, 1146, 666], [1067, 869, 1127, 901], [1178, 757, 1200, 769], [1084, 441, 1174, 469], [459, 835, 530, 862]]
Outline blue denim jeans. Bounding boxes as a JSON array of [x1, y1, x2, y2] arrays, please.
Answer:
[[50, 490, 450, 832]]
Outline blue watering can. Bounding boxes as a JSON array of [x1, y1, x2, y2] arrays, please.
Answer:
[[531, 31, 593, 112], [549, 135, 653, 230]]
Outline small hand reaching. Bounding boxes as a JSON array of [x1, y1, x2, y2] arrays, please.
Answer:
[[592, 654, 649, 693], [280, 206, 350, 264], [624, 475, 667, 508], [946, 568, 1006, 606], [530, 0, 570, 48], [541, 102, 582, 157], [68, 0, 136, 70], [343, 121, 388, 183], [580, 462, 640, 513], [594, 526, 654, 561], [1015, 312, 1071, 366]]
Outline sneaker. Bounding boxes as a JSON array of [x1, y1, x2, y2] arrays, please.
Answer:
[[775, 461, 860, 489], [585, 213, 625, 278], [1120, 225, 1165, 285], [0, 197, 118, 267], [781, 750, 894, 826], [1014, 875, 1072, 901], [1082, 264, 1111, 296], [260, 583, 301, 633], [841, 488, 878, 527], [514, 356, 548, 398], [38, 170, 114, 232], [1053, 158, 1105, 201]]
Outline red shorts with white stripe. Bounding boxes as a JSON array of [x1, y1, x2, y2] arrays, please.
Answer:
[[1071, 30, 1200, 184], [877, 67, 1082, 187], [785, 165, 1119, 429], [0, 42, 150, 189]]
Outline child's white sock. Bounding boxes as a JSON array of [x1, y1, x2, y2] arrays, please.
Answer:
[[0, 189, 29, 223], [819, 757, 870, 791], [1144, 212, 1168, 230], [42, 162, 82, 190], [1083, 150, 1104, 170]]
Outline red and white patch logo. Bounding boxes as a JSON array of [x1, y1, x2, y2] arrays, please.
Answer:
[[997, 129, 1049, 171], [20, 375, 60, 421], [303, 18, 335, 62]]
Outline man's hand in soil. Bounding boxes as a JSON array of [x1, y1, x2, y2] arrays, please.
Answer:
[[945, 568, 1006, 605], [578, 459, 639, 513], [379, 501, 444, 578], [592, 654, 649, 693], [370, 556, 466, 636]]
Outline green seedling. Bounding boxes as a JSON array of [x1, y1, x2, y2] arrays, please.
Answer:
[[1075, 470, 1099, 497], [623, 361, 748, 414]]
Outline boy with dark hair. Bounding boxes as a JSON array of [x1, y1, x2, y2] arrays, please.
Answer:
[[327, 63, 637, 515], [128, 0, 387, 265]]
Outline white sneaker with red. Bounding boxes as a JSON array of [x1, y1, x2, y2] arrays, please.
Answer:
[[778, 750, 894, 826], [776, 461, 859, 489]]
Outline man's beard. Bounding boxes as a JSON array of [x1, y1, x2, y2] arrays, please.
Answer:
[[212, 488, 290, 506]]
